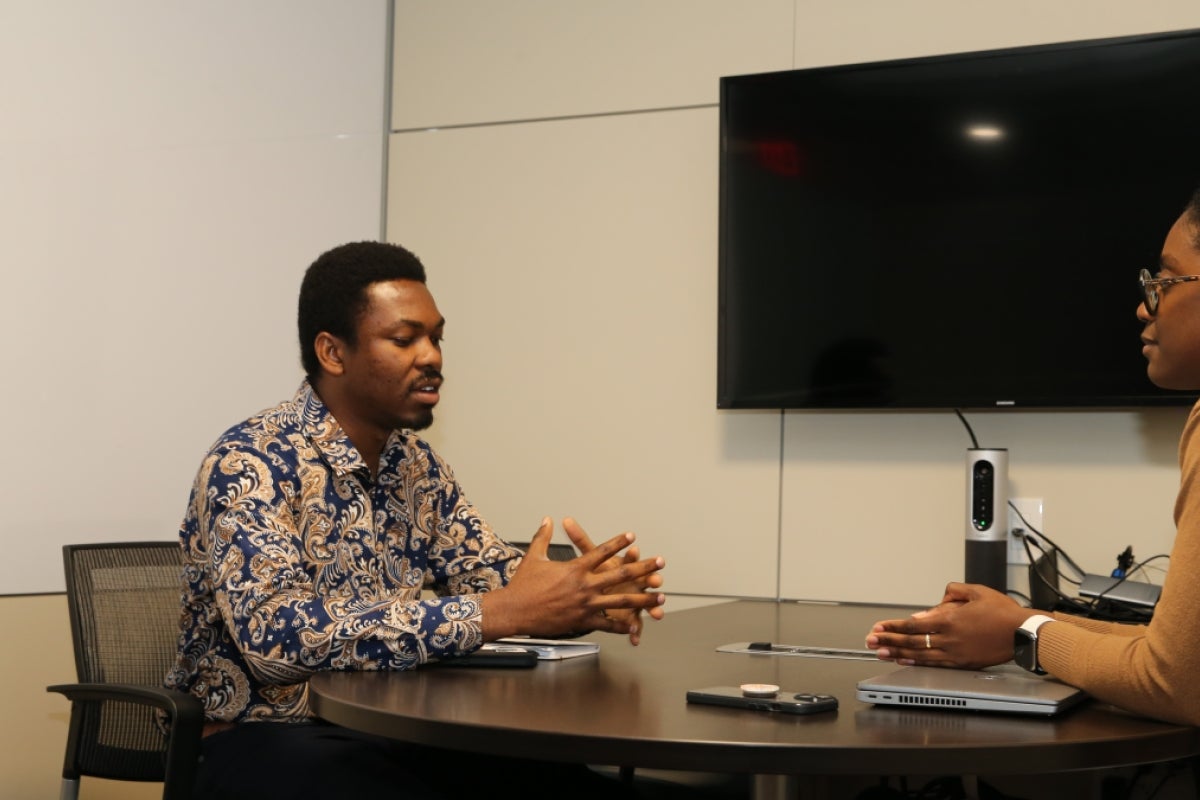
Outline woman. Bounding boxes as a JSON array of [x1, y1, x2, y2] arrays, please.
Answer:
[[865, 187, 1200, 726]]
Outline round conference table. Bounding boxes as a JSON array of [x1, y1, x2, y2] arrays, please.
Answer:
[[310, 599, 1200, 799]]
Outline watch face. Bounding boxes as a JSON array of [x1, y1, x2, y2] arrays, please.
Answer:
[[1013, 630, 1044, 674], [1013, 633, 1033, 669]]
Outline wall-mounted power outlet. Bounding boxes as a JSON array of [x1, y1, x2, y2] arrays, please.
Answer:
[[1007, 497, 1044, 565]]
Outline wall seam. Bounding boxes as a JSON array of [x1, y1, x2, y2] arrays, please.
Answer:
[[392, 103, 716, 134], [380, 0, 395, 240]]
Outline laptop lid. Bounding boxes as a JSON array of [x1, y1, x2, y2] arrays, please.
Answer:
[[856, 664, 1087, 716]]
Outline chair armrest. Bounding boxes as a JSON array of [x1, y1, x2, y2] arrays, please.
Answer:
[[47, 682, 205, 800], [48, 682, 204, 721]]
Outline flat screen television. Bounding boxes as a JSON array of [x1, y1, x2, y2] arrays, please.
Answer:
[[718, 28, 1200, 410]]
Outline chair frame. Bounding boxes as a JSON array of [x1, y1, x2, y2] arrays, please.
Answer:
[[47, 541, 204, 800]]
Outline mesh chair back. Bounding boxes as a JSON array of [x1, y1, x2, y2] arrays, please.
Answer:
[[62, 542, 184, 781]]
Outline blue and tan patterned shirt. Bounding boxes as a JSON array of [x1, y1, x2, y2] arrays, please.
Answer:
[[165, 382, 523, 723]]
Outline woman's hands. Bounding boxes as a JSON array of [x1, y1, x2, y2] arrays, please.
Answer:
[[865, 582, 1037, 669]]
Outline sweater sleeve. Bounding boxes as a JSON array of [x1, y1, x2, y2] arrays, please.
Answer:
[[1035, 401, 1200, 725], [1047, 614, 1144, 637]]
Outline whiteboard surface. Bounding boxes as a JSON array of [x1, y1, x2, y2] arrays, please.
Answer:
[[1, 1, 388, 594]]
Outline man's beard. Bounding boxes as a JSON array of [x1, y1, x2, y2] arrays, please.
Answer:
[[404, 408, 434, 431]]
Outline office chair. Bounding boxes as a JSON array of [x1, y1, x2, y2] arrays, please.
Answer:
[[47, 542, 203, 800]]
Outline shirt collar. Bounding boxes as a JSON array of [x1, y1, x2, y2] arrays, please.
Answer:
[[295, 381, 370, 477]]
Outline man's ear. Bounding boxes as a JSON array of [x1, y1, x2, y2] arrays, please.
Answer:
[[314, 331, 347, 377]]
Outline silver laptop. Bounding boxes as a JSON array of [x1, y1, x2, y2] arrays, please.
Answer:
[[856, 664, 1087, 716]]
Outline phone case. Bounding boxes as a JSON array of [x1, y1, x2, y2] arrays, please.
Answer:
[[686, 686, 838, 715], [435, 648, 538, 668]]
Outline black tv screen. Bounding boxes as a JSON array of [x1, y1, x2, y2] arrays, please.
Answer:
[[718, 29, 1200, 410]]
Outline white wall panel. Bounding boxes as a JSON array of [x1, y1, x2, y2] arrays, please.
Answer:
[[776, 0, 1200, 606], [387, 2, 1200, 606], [0, 1, 388, 595], [392, 0, 795, 129], [388, 108, 781, 598], [779, 409, 1185, 606]]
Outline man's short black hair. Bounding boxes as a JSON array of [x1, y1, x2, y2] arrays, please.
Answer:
[[298, 241, 427, 381], [1187, 186, 1200, 249]]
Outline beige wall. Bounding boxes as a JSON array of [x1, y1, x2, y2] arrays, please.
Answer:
[[2, 594, 159, 800], [11, 1, 1200, 796], [1, 0, 386, 597], [4, 0, 387, 795], [391, 0, 1200, 608]]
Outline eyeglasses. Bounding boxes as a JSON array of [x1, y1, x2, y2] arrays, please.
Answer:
[[1139, 268, 1200, 316]]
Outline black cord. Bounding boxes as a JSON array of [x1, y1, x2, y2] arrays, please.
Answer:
[[1133, 553, 1170, 573], [1007, 500, 1086, 581], [1019, 532, 1097, 614], [1008, 501, 1164, 621], [1079, 580, 1155, 623], [1083, 553, 1169, 608], [1014, 527, 1154, 620], [954, 409, 980, 449], [954, 413, 1158, 623]]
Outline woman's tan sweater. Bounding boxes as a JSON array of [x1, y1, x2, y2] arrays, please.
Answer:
[[1039, 401, 1200, 725]]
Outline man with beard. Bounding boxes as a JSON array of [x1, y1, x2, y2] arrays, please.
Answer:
[[167, 241, 667, 798]]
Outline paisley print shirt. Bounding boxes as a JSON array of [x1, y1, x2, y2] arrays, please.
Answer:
[[164, 382, 524, 722]]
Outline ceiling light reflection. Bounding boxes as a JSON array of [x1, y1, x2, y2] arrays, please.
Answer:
[[967, 125, 1005, 141]]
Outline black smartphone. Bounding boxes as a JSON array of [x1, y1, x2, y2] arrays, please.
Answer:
[[686, 686, 838, 715], [434, 647, 538, 668]]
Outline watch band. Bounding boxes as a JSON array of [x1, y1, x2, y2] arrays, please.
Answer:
[[1019, 614, 1056, 636], [1017, 614, 1056, 674]]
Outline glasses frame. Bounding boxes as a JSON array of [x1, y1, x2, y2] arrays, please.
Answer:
[[1139, 268, 1200, 316]]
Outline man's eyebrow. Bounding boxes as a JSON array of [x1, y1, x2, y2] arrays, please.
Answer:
[[393, 316, 446, 330]]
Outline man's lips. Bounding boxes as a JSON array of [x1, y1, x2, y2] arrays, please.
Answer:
[[411, 376, 442, 403]]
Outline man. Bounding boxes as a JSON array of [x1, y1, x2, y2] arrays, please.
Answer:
[[864, 188, 1200, 726], [166, 240, 667, 798]]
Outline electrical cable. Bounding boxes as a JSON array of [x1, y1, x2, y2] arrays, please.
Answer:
[[1083, 553, 1169, 610], [1019, 531, 1097, 614], [1021, 534, 1081, 588], [1135, 553, 1170, 571], [954, 409, 979, 449], [1134, 563, 1169, 585], [956, 412, 1158, 622], [1015, 527, 1155, 621], [1079, 586, 1154, 623], [1007, 500, 1086, 581]]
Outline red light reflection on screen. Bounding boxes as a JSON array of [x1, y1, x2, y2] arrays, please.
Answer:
[[753, 139, 804, 177]]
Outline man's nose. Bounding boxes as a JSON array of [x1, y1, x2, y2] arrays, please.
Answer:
[[416, 338, 442, 367]]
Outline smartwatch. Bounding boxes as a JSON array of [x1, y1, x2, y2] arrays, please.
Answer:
[[1013, 614, 1056, 675]]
